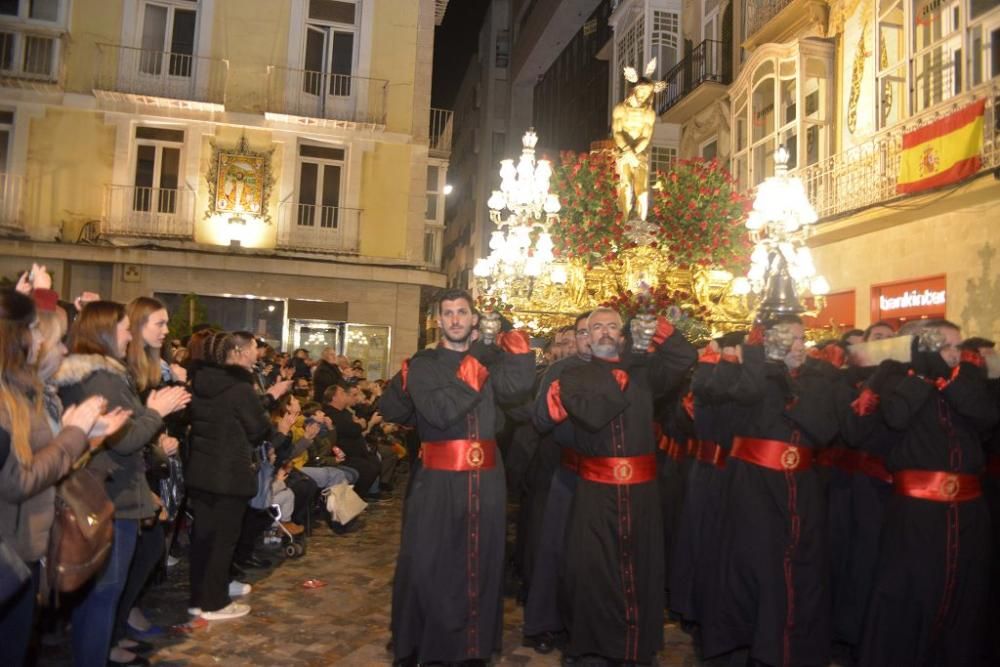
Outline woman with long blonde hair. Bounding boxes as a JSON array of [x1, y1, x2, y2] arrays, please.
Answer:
[[0, 278, 128, 666], [55, 300, 190, 666]]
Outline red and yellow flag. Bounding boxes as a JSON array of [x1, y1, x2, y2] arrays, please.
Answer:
[[897, 98, 986, 194]]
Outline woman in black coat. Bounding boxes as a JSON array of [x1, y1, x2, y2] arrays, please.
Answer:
[[185, 331, 273, 621]]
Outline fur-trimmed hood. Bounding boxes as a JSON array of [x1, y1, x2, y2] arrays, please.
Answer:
[[51, 353, 128, 387]]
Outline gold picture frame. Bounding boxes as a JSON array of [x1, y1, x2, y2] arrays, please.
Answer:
[[206, 135, 274, 223]]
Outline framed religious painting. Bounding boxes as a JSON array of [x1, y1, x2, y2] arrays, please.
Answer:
[[206, 135, 274, 223]]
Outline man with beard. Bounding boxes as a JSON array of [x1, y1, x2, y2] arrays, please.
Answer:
[[859, 321, 998, 667], [540, 307, 696, 664], [383, 289, 535, 666], [521, 312, 591, 654], [323, 383, 381, 500], [701, 315, 842, 667]]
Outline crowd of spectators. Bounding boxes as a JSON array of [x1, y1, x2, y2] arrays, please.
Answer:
[[0, 264, 408, 666]]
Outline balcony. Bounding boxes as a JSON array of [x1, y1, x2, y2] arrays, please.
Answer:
[[657, 40, 730, 124], [276, 202, 361, 254], [743, 0, 829, 49], [0, 27, 60, 86], [793, 82, 1000, 220], [0, 172, 25, 235], [429, 108, 453, 158], [93, 43, 228, 111], [103, 185, 195, 239], [266, 68, 387, 128]]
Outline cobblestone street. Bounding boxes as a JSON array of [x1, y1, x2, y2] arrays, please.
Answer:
[[38, 482, 698, 666]]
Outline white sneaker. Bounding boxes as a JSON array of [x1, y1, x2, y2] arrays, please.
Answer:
[[187, 607, 202, 616], [200, 602, 250, 621], [166, 554, 180, 567], [228, 581, 252, 597]]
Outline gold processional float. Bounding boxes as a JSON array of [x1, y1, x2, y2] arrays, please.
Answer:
[[470, 59, 831, 343]]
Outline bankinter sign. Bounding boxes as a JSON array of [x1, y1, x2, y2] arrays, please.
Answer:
[[878, 289, 946, 312], [871, 275, 947, 321]]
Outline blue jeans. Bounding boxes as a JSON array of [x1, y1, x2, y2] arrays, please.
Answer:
[[301, 465, 358, 488], [72, 519, 139, 667]]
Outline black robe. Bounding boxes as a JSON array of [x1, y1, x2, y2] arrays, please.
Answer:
[[701, 350, 841, 667], [985, 377, 1000, 665], [828, 365, 896, 652], [383, 341, 535, 663], [522, 354, 589, 638], [668, 358, 724, 625], [859, 361, 998, 667], [538, 327, 696, 662]]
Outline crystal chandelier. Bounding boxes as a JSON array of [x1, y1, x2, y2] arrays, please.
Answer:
[[731, 146, 829, 313], [473, 129, 564, 283]]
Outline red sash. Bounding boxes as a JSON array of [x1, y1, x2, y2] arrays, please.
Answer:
[[817, 447, 892, 484], [421, 439, 497, 471], [562, 450, 657, 485], [893, 470, 982, 503], [694, 440, 726, 468], [731, 437, 813, 472], [658, 436, 684, 461]]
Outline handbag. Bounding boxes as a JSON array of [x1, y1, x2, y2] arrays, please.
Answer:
[[158, 456, 185, 521], [46, 453, 115, 593], [321, 482, 367, 525], [249, 443, 274, 510], [0, 534, 31, 605]]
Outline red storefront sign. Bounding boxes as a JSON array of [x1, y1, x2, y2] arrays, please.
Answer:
[[870, 275, 947, 324], [803, 290, 856, 330]]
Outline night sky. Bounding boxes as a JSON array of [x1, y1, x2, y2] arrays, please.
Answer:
[[432, 0, 491, 109]]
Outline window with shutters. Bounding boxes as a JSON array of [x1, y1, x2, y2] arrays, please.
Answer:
[[136, 1, 198, 77], [132, 126, 184, 215], [296, 143, 345, 229], [302, 0, 358, 97], [0, 0, 65, 82]]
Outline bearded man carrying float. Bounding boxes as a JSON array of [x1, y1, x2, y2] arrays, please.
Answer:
[[539, 307, 696, 664]]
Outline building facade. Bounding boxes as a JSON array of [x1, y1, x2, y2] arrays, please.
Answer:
[[441, 0, 510, 290], [658, 0, 1000, 341], [0, 0, 452, 377]]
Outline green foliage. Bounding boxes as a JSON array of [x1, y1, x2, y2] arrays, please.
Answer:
[[168, 293, 208, 341]]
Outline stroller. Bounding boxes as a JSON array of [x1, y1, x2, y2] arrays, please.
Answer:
[[262, 502, 306, 558]]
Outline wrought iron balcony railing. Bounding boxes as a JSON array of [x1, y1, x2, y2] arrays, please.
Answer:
[[430, 108, 453, 156], [277, 201, 362, 254], [0, 172, 25, 233], [745, 0, 794, 41], [94, 43, 228, 106], [656, 39, 730, 116], [791, 81, 1000, 220], [103, 185, 195, 239], [266, 67, 387, 126], [0, 27, 59, 83]]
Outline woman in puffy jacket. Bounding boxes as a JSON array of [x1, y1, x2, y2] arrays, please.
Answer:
[[185, 331, 274, 621], [54, 300, 189, 667]]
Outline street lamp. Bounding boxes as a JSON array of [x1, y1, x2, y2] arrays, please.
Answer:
[[735, 146, 828, 319], [473, 128, 565, 292]]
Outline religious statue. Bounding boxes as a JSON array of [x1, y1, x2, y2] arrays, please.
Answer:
[[611, 59, 665, 221]]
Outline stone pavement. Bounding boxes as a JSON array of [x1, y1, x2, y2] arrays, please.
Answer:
[[38, 482, 699, 666]]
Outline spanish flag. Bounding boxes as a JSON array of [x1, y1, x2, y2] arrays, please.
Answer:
[[897, 98, 986, 194]]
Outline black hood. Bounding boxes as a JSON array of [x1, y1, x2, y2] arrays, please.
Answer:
[[192, 364, 255, 399]]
